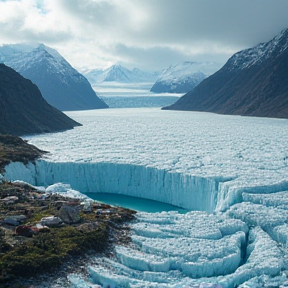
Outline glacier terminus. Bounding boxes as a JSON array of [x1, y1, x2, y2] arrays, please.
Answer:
[[4, 108, 288, 288]]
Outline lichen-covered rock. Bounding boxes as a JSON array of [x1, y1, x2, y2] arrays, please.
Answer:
[[15, 224, 50, 237], [81, 201, 92, 213], [40, 216, 62, 227], [2, 215, 26, 226], [35, 223, 50, 233], [57, 205, 81, 224], [1, 196, 19, 204], [77, 221, 100, 233], [15, 225, 39, 237]]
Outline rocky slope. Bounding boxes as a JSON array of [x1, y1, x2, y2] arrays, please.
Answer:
[[0, 64, 81, 136], [151, 61, 221, 93], [163, 29, 288, 118], [0, 44, 108, 111], [0, 135, 136, 287]]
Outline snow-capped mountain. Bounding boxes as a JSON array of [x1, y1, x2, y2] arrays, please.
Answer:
[[151, 61, 222, 93], [163, 28, 288, 119], [0, 43, 108, 111], [228, 28, 288, 71], [84, 65, 159, 84]]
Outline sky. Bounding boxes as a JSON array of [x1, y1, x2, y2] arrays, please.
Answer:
[[0, 0, 288, 72]]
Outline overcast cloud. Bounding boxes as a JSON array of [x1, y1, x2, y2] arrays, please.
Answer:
[[0, 0, 288, 71]]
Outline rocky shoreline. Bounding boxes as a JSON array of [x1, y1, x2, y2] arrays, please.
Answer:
[[0, 134, 136, 287]]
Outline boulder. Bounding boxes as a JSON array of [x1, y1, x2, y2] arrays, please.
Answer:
[[40, 216, 62, 227], [35, 223, 50, 233], [57, 205, 81, 224], [1, 196, 19, 204], [2, 215, 26, 226], [15, 225, 39, 237], [77, 221, 99, 233], [81, 201, 92, 213]]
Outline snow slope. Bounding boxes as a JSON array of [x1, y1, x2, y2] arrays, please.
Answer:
[[228, 28, 288, 71], [151, 61, 222, 93]]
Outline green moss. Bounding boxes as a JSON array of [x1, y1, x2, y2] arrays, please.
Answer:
[[0, 223, 108, 283], [27, 208, 57, 223]]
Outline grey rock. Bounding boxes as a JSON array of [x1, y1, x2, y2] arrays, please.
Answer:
[[77, 221, 99, 233], [2, 215, 26, 226], [40, 216, 62, 227], [1, 196, 19, 204], [57, 205, 81, 224]]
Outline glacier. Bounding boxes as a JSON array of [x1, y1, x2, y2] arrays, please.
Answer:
[[92, 81, 182, 108], [3, 108, 288, 287]]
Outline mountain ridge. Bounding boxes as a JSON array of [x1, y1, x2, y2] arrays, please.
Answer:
[[162, 28, 288, 119], [0, 43, 108, 111]]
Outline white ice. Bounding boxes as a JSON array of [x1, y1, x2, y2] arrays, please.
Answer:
[[4, 109, 288, 212], [3, 108, 288, 287]]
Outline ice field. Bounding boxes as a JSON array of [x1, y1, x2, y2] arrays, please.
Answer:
[[93, 82, 182, 108], [3, 108, 288, 287]]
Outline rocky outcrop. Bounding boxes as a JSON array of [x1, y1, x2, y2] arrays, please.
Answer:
[[0, 181, 136, 285], [0, 64, 81, 136], [0, 134, 45, 173], [163, 29, 288, 119]]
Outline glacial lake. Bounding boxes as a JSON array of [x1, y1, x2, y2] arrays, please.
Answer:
[[85, 192, 188, 213]]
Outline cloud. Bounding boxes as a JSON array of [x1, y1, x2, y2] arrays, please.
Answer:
[[104, 43, 230, 71], [0, 0, 72, 43], [0, 0, 288, 70]]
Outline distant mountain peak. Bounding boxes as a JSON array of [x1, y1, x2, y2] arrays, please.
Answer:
[[83, 65, 159, 84], [150, 61, 222, 93], [37, 43, 46, 50]]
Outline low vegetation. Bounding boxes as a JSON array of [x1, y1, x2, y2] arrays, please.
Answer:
[[0, 134, 136, 287]]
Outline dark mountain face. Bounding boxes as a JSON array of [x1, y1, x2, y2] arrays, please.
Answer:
[[0, 44, 108, 111], [0, 64, 81, 136], [163, 29, 288, 119]]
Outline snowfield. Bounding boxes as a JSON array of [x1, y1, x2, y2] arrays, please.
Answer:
[[4, 108, 288, 288]]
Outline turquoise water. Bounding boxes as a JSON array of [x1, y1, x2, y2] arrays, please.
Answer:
[[85, 192, 188, 213]]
